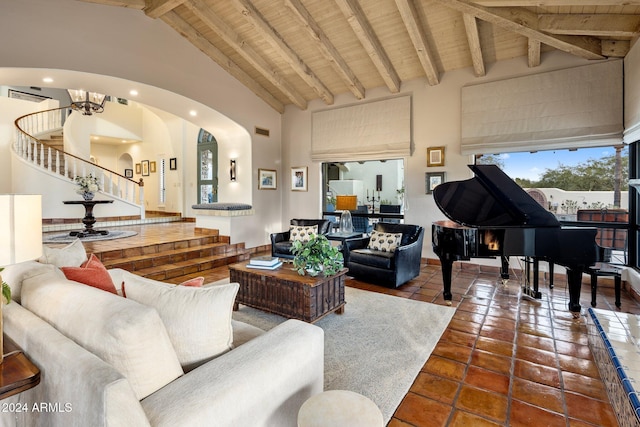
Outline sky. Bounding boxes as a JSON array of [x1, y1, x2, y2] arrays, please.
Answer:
[[498, 146, 627, 181]]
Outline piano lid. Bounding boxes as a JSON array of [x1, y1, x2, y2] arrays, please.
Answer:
[[433, 164, 560, 228]]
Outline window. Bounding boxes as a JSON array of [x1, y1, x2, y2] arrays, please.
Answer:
[[197, 130, 218, 203], [476, 145, 629, 263]]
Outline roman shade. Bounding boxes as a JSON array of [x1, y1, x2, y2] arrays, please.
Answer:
[[461, 61, 623, 155], [311, 96, 411, 161], [624, 42, 640, 143]]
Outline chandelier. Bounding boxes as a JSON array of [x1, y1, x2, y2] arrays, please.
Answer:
[[67, 89, 107, 115]]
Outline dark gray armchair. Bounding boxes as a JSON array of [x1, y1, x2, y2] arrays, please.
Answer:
[[270, 219, 332, 259], [344, 222, 424, 288]]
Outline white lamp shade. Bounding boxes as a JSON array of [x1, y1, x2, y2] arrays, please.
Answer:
[[0, 195, 43, 266]]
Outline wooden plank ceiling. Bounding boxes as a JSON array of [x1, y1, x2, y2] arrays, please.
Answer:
[[80, 0, 640, 113]]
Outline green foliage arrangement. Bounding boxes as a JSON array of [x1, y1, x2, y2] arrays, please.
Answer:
[[291, 234, 344, 277], [0, 268, 11, 304]]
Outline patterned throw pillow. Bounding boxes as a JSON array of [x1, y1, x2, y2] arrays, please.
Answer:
[[289, 225, 318, 242], [367, 230, 403, 252]]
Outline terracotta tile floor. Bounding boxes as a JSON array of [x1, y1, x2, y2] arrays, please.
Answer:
[[55, 222, 640, 427]]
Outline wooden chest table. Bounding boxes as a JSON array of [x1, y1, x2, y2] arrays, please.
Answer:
[[228, 262, 346, 323]]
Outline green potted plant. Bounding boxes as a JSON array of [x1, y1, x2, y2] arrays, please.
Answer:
[[291, 234, 344, 277], [0, 268, 10, 305]]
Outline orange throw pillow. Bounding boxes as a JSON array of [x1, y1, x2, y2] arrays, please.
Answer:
[[61, 253, 118, 294], [179, 277, 204, 287]]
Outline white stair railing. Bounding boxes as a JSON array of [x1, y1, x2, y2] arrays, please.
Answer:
[[13, 107, 145, 206]]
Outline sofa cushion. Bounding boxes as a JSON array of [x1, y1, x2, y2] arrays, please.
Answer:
[[122, 274, 239, 371], [350, 249, 395, 270], [38, 239, 88, 268], [289, 225, 318, 242], [367, 230, 402, 253], [0, 261, 60, 303], [61, 254, 117, 294], [20, 268, 183, 399]]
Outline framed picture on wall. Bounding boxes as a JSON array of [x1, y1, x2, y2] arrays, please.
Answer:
[[169, 158, 177, 170], [426, 172, 445, 194], [150, 161, 157, 173], [135, 163, 141, 175], [427, 146, 445, 167], [141, 160, 150, 177], [258, 169, 277, 190], [124, 169, 133, 178], [291, 166, 308, 191]]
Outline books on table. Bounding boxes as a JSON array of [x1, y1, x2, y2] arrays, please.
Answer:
[[247, 256, 282, 270]]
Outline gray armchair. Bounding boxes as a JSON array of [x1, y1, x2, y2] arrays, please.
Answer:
[[270, 219, 332, 259], [344, 222, 424, 288]]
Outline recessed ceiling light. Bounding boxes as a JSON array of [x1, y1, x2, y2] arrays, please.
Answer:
[[42, 77, 53, 83], [189, 110, 197, 117], [129, 90, 138, 96]]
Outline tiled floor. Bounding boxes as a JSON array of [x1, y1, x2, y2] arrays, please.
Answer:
[[51, 222, 640, 427]]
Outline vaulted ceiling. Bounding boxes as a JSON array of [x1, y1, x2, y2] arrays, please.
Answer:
[[81, 0, 640, 113]]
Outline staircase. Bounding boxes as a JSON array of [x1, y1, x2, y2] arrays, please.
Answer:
[[98, 232, 251, 282]]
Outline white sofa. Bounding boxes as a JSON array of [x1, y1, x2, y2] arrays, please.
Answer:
[[0, 257, 324, 427]]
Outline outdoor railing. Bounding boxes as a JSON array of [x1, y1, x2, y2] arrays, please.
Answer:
[[13, 107, 144, 206]]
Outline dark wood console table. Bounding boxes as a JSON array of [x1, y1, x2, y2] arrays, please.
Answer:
[[63, 200, 114, 238], [0, 335, 41, 400]]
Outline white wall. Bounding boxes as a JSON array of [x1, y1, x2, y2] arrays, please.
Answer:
[[282, 51, 593, 261], [0, 0, 283, 249]]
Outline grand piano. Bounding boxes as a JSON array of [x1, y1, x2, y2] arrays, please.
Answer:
[[432, 164, 598, 316]]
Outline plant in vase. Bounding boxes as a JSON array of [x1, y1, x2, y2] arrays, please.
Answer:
[[0, 268, 10, 363], [75, 174, 100, 200], [291, 234, 344, 277]]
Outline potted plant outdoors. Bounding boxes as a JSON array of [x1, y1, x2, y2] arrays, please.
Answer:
[[291, 234, 344, 277]]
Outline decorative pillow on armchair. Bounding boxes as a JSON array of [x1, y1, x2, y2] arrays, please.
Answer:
[[367, 230, 403, 253], [123, 275, 239, 371], [289, 225, 318, 242]]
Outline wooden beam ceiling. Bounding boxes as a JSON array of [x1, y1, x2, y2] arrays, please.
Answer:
[[74, 0, 640, 112]]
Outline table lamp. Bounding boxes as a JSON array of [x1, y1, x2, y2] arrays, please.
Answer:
[[0, 194, 43, 363]]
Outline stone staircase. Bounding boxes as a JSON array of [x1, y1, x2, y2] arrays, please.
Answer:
[[98, 232, 252, 282]]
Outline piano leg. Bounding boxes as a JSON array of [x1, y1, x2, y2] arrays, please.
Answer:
[[549, 263, 554, 289], [522, 257, 542, 300], [566, 268, 583, 318], [500, 256, 509, 280], [440, 258, 453, 305]]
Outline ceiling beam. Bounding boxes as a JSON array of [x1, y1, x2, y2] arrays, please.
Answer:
[[472, 0, 640, 5], [462, 14, 486, 77], [394, 0, 440, 85], [602, 39, 630, 57], [232, 0, 334, 105], [161, 11, 285, 113], [284, 0, 365, 99], [185, 0, 307, 110], [334, 0, 401, 93], [538, 14, 640, 38], [75, 0, 145, 8], [144, 0, 187, 18], [434, 0, 605, 60], [528, 38, 541, 67]]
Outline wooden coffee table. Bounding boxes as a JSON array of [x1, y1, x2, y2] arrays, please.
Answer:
[[228, 262, 347, 323]]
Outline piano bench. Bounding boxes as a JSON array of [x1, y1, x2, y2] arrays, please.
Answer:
[[587, 263, 622, 309]]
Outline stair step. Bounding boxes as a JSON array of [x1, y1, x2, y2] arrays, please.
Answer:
[[95, 237, 251, 281]]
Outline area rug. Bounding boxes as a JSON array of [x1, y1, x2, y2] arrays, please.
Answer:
[[43, 230, 138, 244], [232, 286, 456, 424]]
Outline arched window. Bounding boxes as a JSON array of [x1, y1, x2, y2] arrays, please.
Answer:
[[197, 129, 218, 203]]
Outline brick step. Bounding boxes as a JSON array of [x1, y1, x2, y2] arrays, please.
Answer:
[[95, 237, 251, 281]]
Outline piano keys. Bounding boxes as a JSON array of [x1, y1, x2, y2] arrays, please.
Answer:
[[432, 164, 598, 316]]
